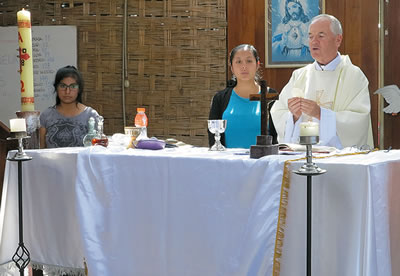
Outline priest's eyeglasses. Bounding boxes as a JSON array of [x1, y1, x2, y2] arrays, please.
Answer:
[[58, 83, 79, 90]]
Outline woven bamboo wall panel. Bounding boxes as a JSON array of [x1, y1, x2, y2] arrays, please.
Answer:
[[2, 0, 226, 146]]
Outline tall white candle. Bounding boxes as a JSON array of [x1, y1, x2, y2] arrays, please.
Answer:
[[10, 118, 26, 132], [17, 8, 35, 111], [299, 121, 319, 137]]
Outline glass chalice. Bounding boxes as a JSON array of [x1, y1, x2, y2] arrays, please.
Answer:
[[208, 119, 227, 151]]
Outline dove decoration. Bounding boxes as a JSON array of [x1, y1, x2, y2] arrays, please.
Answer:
[[374, 85, 400, 114]]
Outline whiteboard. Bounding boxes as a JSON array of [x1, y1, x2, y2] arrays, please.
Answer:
[[0, 26, 77, 127]]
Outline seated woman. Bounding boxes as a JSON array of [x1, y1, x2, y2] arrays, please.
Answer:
[[208, 44, 277, 148], [40, 65, 100, 148]]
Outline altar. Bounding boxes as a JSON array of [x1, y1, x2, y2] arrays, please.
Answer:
[[0, 146, 399, 276]]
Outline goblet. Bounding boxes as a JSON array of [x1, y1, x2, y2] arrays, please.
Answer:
[[124, 126, 142, 148], [208, 119, 227, 151]]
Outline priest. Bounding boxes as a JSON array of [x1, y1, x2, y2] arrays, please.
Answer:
[[270, 14, 374, 149]]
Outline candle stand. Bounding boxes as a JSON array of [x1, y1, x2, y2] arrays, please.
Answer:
[[16, 111, 40, 149], [293, 135, 326, 276], [7, 131, 31, 276]]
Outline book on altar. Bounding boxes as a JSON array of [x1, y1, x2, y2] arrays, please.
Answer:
[[278, 143, 337, 154]]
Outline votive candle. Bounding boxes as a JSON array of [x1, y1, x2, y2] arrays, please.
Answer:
[[300, 121, 319, 137], [10, 118, 27, 132]]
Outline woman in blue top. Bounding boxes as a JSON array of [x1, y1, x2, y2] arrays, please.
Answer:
[[208, 44, 278, 148]]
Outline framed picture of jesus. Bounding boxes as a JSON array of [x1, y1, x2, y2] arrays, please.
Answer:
[[265, 0, 325, 68]]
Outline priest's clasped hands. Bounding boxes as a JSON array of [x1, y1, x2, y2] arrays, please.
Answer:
[[288, 97, 321, 122]]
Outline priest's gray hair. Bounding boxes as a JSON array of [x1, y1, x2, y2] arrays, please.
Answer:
[[310, 14, 343, 35]]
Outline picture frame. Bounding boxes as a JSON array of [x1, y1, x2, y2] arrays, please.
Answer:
[[265, 0, 325, 68]]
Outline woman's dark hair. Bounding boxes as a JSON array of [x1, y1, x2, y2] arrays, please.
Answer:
[[53, 65, 84, 105], [228, 44, 263, 87]]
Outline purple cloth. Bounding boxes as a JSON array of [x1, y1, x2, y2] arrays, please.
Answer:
[[136, 139, 166, 150]]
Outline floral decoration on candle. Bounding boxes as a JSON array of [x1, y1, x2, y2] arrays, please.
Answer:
[[17, 8, 35, 111]]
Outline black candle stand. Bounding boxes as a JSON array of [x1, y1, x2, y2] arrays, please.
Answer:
[[7, 131, 31, 276], [293, 135, 326, 276]]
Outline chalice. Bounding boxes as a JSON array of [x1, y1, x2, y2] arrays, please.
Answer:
[[208, 119, 227, 151]]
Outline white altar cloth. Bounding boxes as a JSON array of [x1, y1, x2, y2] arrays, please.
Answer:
[[0, 147, 399, 276], [75, 147, 285, 276], [0, 148, 86, 275], [281, 150, 400, 276]]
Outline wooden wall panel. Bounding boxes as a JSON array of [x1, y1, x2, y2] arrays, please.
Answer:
[[228, 0, 380, 147], [384, 0, 400, 149], [359, 0, 380, 148]]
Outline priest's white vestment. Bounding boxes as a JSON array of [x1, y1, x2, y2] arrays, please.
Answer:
[[271, 55, 374, 149]]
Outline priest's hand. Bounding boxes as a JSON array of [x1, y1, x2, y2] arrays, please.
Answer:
[[300, 98, 321, 120], [288, 97, 302, 122]]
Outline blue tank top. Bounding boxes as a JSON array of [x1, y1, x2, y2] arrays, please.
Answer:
[[222, 90, 260, 148]]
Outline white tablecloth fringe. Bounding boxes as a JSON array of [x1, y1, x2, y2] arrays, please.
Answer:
[[0, 261, 85, 276]]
